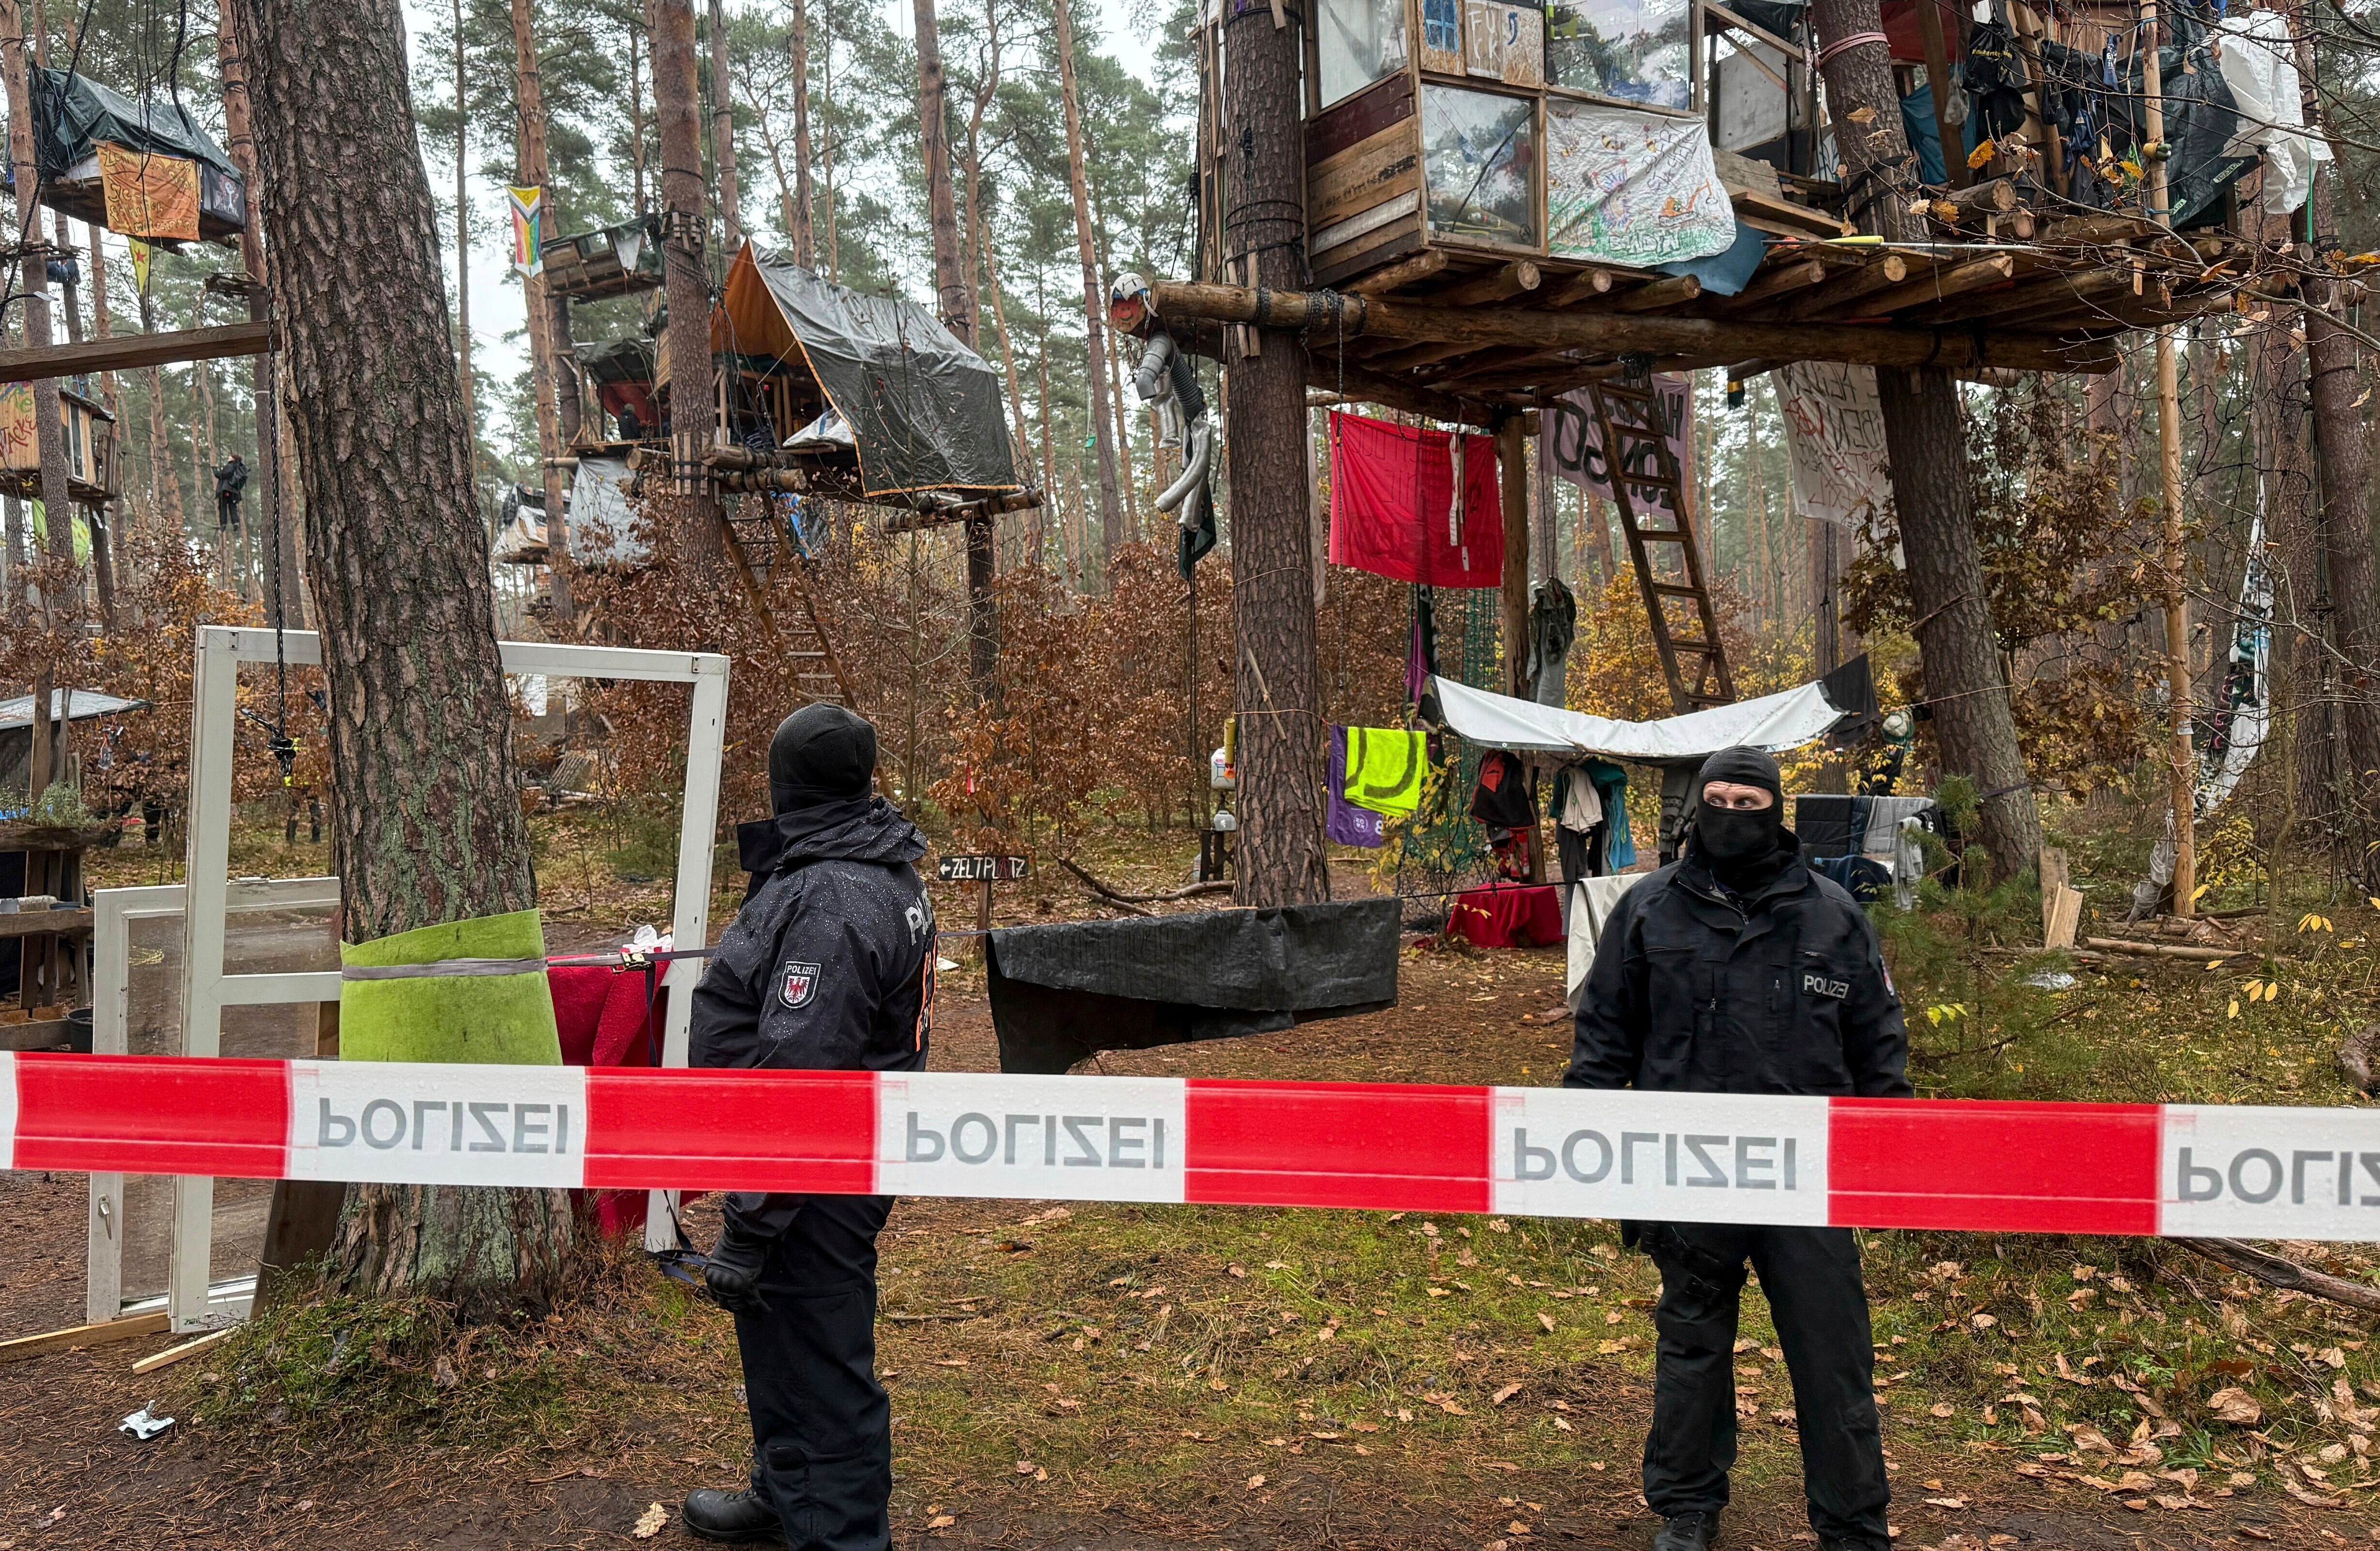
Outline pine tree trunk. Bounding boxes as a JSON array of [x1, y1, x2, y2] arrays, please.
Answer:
[[217, 0, 300, 629], [1, 0, 81, 592], [788, 0, 815, 266], [650, 0, 727, 576], [452, 0, 477, 507], [1223, 1, 1330, 908], [2303, 248, 2380, 823], [513, 0, 579, 629], [708, 0, 740, 250], [1051, 0, 1123, 572], [1808, 0, 2041, 878], [232, 0, 575, 1316]]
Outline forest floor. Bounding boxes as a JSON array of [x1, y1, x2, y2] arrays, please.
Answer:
[[9, 815, 2380, 1548]]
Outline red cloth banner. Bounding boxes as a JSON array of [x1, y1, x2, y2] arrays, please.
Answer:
[[1327, 410, 1504, 588]]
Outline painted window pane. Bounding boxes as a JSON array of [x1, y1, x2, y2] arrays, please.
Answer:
[[1546, 0, 1692, 109], [1421, 84, 1538, 248], [1318, 0, 1411, 110]]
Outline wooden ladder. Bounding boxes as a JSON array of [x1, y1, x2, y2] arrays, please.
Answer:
[[717, 497, 862, 711], [1587, 381, 1735, 714]]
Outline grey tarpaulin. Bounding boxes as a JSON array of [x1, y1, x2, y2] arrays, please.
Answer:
[[985, 900, 1402, 1075], [738, 246, 1020, 498]]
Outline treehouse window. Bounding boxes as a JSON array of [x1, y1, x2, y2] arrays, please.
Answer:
[[1421, 84, 1538, 248], [1318, 0, 1409, 109], [1546, 0, 1693, 110]]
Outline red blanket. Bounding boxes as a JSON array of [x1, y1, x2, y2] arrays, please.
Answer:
[[1327, 411, 1505, 588], [550, 961, 663, 1236], [1450, 884, 1563, 950]]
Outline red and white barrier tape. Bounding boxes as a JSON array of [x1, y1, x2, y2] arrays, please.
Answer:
[[5, 1054, 2377, 1240]]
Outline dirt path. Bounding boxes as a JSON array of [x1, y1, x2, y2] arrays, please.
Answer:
[[1, 943, 2363, 1549]]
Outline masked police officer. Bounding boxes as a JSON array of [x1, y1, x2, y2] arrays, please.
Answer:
[[682, 704, 936, 1549], [1567, 746, 1909, 1551]]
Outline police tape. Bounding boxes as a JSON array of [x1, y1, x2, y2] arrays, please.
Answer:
[[6, 1053, 2380, 1241]]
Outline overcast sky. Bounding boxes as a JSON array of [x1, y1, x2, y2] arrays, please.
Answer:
[[403, 0, 1160, 400]]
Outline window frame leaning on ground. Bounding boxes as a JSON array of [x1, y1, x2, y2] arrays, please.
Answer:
[[147, 625, 733, 1328]]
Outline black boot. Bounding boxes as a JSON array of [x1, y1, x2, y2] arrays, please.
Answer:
[[682, 1488, 784, 1545], [1653, 1510, 1719, 1551]]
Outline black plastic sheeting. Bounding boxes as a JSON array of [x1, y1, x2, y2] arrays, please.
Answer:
[[14, 68, 246, 233], [985, 900, 1403, 1075], [748, 250, 1020, 498]]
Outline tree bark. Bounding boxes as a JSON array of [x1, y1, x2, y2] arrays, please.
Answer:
[[651, 0, 726, 577], [912, 0, 996, 696], [1808, 0, 2042, 878], [788, 0, 815, 266], [708, 0, 740, 251], [233, 0, 572, 1315], [2302, 232, 2380, 823], [513, 0, 578, 630], [451, 0, 477, 510], [1050, 0, 1123, 572], [218, 0, 300, 629], [1223, 0, 1330, 908], [1, 0, 82, 586]]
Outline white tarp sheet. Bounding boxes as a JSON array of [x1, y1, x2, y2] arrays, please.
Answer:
[[1565, 873, 1648, 1009], [1776, 360, 1891, 529], [1434, 674, 1847, 760], [2216, 10, 2330, 215]]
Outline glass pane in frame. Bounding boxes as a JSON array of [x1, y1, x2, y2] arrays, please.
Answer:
[[1546, 0, 1692, 109], [1421, 84, 1539, 248], [1318, 0, 1410, 110]]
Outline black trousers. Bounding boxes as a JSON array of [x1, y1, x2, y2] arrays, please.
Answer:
[[734, 1194, 895, 1551], [1641, 1223, 1890, 1547]]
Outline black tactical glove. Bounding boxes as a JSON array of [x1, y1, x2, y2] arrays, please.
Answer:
[[704, 1222, 772, 1316]]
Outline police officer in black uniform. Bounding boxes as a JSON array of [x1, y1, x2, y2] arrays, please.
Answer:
[[682, 704, 936, 1549], [1567, 746, 1909, 1551]]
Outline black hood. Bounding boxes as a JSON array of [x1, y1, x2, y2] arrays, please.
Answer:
[[1682, 822, 1810, 902], [736, 794, 928, 879]]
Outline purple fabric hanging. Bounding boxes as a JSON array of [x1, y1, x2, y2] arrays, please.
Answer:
[[1326, 727, 1387, 848]]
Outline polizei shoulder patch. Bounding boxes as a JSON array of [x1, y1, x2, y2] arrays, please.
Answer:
[[780, 960, 823, 1008], [1802, 971, 1850, 1000]]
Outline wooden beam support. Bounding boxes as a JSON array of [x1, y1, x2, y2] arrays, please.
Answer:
[[1348, 249, 1449, 296], [1914, 0, 1969, 189], [1497, 414, 1531, 700], [1707, 258, 1827, 314], [1612, 273, 1702, 313], [1852, 254, 2018, 317], [1766, 253, 1913, 320], [1436, 259, 1543, 307], [1151, 276, 2110, 375], [1306, 356, 1513, 428], [1544, 267, 1618, 308], [0, 319, 273, 379]]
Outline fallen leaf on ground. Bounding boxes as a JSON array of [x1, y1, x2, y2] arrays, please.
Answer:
[[632, 1504, 668, 1539], [2207, 1387, 2262, 1424], [927, 1514, 956, 1528], [1247, 1475, 1265, 1490], [1538, 1312, 1556, 1332]]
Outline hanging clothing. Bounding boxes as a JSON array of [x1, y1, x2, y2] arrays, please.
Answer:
[[1549, 763, 1604, 831], [1327, 411, 1505, 589], [1408, 586, 1443, 723], [1470, 750, 1537, 831], [1326, 727, 1388, 848], [1589, 759, 1635, 871], [1344, 727, 1428, 818], [1525, 577, 1577, 708]]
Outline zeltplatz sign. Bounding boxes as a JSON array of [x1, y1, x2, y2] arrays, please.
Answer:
[[6, 1054, 2380, 1239]]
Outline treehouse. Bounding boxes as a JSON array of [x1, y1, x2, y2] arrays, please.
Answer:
[[0, 381, 117, 506], [1179, 0, 2275, 421], [9, 67, 246, 247], [541, 216, 664, 302], [636, 242, 1031, 523]]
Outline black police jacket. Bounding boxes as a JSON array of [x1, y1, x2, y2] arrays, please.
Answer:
[[1565, 833, 1912, 1098], [691, 794, 937, 1238]]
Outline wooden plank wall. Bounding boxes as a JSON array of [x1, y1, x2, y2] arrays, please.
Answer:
[[1307, 74, 1424, 284]]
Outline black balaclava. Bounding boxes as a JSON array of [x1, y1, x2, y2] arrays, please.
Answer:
[[1690, 745, 1785, 885], [768, 703, 876, 815]]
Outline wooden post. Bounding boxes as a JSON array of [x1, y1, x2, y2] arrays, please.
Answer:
[[1498, 414, 1544, 885], [1913, 0, 1968, 188], [2141, 0, 2194, 918]]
